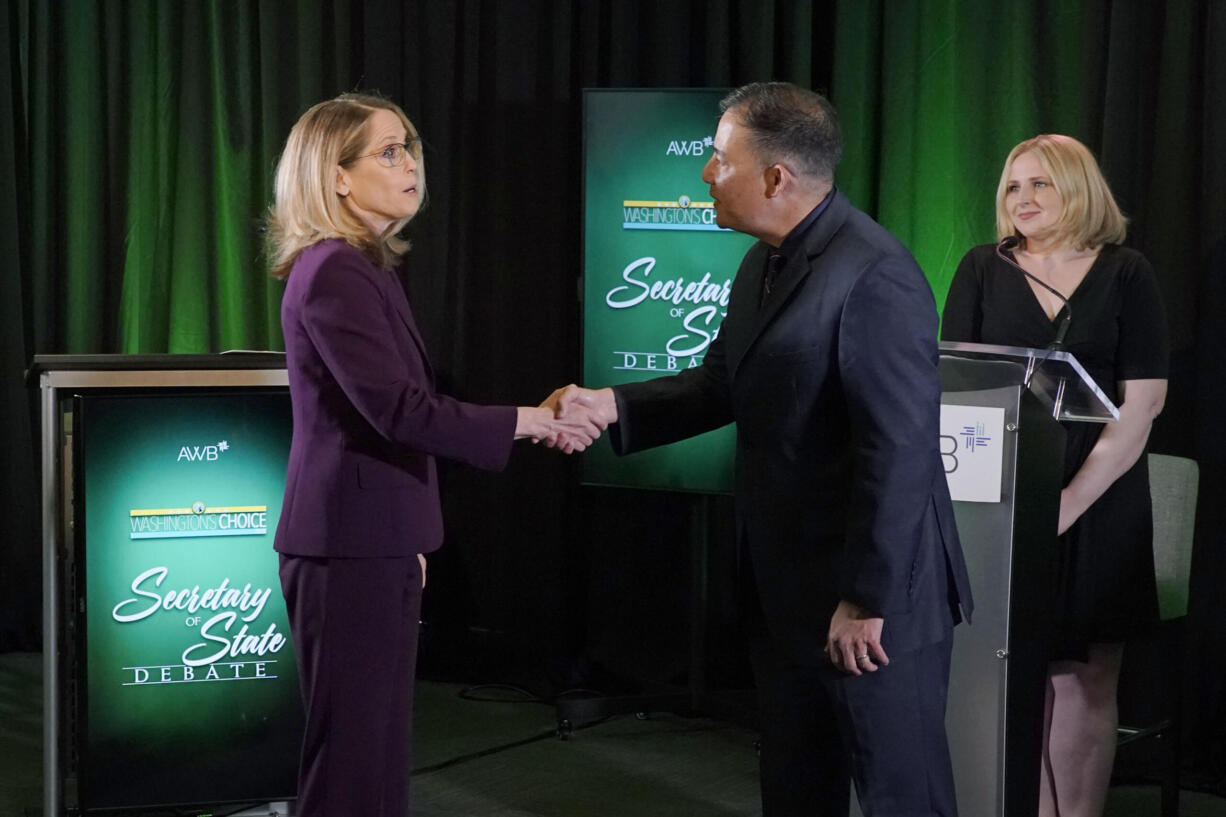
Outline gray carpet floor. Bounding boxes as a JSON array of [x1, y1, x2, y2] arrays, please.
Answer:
[[2, 652, 1223, 816]]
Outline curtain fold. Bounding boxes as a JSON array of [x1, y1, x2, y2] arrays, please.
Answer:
[[22, 2, 357, 355], [0, 0, 38, 650]]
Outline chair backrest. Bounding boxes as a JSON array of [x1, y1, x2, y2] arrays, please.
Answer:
[[1148, 453, 1199, 620]]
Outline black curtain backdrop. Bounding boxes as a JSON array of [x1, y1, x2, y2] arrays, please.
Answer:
[[1, 0, 37, 651], [3, 0, 1224, 780]]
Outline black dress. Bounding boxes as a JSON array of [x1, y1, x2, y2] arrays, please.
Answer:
[[942, 243, 1169, 658]]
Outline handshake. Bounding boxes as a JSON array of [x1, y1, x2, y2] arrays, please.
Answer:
[[514, 385, 619, 454]]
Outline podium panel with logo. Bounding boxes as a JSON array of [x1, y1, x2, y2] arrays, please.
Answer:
[[32, 354, 300, 816]]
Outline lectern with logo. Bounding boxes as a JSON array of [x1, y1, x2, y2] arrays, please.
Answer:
[[936, 341, 1118, 817], [31, 354, 300, 817]]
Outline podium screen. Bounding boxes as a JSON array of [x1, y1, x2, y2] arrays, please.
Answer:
[[582, 89, 754, 493], [76, 391, 301, 810]]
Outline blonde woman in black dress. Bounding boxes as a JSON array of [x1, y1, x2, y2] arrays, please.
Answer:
[[942, 134, 1168, 817]]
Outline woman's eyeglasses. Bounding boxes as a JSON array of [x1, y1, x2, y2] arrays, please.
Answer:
[[347, 139, 421, 168]]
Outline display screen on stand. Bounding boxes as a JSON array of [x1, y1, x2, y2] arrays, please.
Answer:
[[582, 89, 754, 493]]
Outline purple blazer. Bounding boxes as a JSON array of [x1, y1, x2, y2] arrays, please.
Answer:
[[274, 239, 517, 558]]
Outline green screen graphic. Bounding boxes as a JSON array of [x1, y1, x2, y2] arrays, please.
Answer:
[[79, 392, 301, 809], [582, 90, 755, 493]]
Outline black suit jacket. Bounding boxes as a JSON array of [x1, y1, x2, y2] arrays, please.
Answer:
[[611, 192, 972, 664]]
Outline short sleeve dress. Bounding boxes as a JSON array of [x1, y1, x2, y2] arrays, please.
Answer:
[[941, 243, 1169, 658]]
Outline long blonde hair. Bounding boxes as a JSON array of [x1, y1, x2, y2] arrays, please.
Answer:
[[267, 93, 425, 279], [994, 134, 1126, 250]]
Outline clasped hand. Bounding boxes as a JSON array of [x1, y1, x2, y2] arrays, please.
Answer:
[[515, 384, 618, 454]]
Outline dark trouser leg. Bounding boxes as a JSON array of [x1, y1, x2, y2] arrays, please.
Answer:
[[750, 635, 850, 817], [381, 555, 423, 817], [279, 554, 422, 817], [822, 634, 958, 817]]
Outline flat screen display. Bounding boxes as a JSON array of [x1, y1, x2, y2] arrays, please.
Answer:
[[582, 89, 754, 493], [76, 391, 301, 810]]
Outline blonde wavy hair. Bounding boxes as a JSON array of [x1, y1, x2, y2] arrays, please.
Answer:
[[994, 134, 1127, 250], [267, 92, 425, 279]]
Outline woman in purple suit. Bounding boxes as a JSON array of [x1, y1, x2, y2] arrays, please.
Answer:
[[266, 93, 598, 817]]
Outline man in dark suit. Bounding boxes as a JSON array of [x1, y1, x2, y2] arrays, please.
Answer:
[[552, 82, 972, 816]]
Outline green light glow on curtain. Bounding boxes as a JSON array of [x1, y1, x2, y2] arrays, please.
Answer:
[[835, 1, 1077, 314], [26, 1, 354, 354], [19, 1, 1220, 354], [832, 0, 1219, 340]]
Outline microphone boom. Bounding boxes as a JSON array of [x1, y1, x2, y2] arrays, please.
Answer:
[[995, 237, 1072, 348]]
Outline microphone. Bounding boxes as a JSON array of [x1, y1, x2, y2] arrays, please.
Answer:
[[995, 236, 1072, 348]]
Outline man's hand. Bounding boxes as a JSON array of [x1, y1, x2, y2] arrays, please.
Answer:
[[541, 385, 618, 425], [825, 599, 888, 676], [538, 385, 618, 451]]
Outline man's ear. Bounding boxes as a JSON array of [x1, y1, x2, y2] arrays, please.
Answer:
[[335, 165, 351, 198], [762, 164, 787, 198]]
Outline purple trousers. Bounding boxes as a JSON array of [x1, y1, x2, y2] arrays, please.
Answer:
[[279, 553, 423, 817]]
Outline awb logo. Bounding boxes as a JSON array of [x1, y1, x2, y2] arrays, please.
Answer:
[[666, 136, 714, 157], [177, 440, 231, 462]]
